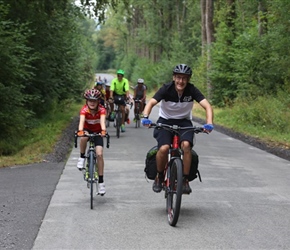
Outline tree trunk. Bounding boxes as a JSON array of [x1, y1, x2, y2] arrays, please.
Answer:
[[205, 0, 214, 99]]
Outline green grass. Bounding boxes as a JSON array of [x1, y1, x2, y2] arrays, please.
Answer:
[[193, 104, 290, 150], [0, 102, 82, 167]]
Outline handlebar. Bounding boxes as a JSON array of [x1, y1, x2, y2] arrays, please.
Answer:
[[74, 131, 110, 149], [149, 123, 207, 134], [133, 98, 142, 103]]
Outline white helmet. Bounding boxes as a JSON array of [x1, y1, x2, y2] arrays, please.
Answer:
[[105, 82, 111, 87], [137, 78, 144, 84]]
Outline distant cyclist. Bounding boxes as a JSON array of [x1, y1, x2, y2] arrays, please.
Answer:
[[133, 78, 146, 120], [105, 82, 113, 120], [94, 81, 106, 106], [76, 89, 107, 195], [109, 69, 130, 132]]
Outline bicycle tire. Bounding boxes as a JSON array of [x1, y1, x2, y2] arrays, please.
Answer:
[[116, 111, 120, 138], [89, 151, 95, 209], [135, 113, 138, 128], [167, 158, 183, 226]]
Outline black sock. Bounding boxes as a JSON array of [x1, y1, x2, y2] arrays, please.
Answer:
[[99, 176, 104, 183], [80, 153, 85, 158]]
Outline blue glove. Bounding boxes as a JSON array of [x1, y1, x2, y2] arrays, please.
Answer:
[[203, 124, 214, 131], [141, 118, 152, 126]]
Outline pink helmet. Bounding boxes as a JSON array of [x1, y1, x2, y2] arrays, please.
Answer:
[[84, 89, 101, 100]]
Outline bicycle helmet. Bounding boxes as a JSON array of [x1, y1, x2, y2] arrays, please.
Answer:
[[84, 89, 101, 100], [117, 69, 125, 75], [95, 81, 103, 85], [172, 64, 192, 76], [137, 78, 144, 84], [105, 82, 111, 87]]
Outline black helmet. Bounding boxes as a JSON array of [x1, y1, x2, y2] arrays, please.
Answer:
[[173, 64, 192, 76]]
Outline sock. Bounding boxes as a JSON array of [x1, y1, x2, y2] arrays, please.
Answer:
[[80, 153, 85, 158], [99, 176, 104, 183]]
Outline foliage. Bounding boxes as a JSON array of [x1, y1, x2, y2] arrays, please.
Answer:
[[0, 0, 100, 155]]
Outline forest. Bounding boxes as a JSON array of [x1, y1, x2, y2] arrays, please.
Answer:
[[1, 0, 289, 155]]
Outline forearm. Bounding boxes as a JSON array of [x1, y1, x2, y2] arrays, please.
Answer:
[[143, 98, 157, 117]]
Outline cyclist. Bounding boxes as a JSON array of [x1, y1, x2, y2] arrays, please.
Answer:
[[133, 78, 146, 121], [142, 64, 214, 194], [94, 81, 106, 106], [109, 69, 130, 132], [105, 82, 113, 120], [77, 89, 107, 195]]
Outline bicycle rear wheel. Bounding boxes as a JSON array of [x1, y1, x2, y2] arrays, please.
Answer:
[[116, 111, 120, 138], [89, 151, 95, 209], [167, 158, 183, 226]]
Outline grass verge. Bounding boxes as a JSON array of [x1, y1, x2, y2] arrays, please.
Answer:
[[0, 102, 81, 167]]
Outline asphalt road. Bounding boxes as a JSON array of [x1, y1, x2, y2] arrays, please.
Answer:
[[1, 74, 290, 249]]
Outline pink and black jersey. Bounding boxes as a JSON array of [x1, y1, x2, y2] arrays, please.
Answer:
[[80, 104, 106, 132], [153, 82, 205, 120]]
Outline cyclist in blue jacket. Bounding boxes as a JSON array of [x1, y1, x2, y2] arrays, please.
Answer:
[[142, 64, 214, 194]]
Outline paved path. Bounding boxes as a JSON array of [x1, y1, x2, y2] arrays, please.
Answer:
[[32, 99, 290, 249]]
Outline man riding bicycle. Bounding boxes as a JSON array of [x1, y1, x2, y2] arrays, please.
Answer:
[[76, 89, 107, 195], [133, 78, 146, 121], [109, 69, 130, 132], [142, 64, 214, 194]]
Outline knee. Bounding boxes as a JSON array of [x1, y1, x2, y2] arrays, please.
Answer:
[[181, 141, 191, 152], [158, 145, 170, 155]]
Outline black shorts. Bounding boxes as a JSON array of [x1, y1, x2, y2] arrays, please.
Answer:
[[153, 117, 194, 149], [84, 130, 104, 147], [113, 94, 126, 106]]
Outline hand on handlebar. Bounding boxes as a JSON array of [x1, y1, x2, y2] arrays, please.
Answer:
[[203, 124, 214, 133], [101, 130, 107, 137], [77, 130, 85, 136], [141, 118, 152, 126], [109, 97, 114, 104]]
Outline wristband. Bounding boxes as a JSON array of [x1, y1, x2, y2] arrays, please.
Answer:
[[143, 114, 148, 119]]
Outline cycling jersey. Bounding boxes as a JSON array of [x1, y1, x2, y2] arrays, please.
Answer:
[[80, 104, 106, 132], [153, 81, 205, 120], [110, 78, 129, 95]]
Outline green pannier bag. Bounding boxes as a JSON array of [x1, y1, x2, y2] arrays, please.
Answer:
[[144, 146, 158, 180], [145, 146, 201, 182]]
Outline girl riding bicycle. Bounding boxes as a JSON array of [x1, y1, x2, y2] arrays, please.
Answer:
[[76, 89, 107, 195]]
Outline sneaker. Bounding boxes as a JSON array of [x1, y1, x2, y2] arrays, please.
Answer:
[[77, 158, 85, 170], [182, 178, 192, 194], [98, 182, 106, 196], [121, 124, 126, 132], [126, 118, 130, 124], [152, 175, 163, 193], [109, 112, 115, 120]]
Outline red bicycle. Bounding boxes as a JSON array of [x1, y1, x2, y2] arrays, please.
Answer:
[[149, 123, 207, 226]]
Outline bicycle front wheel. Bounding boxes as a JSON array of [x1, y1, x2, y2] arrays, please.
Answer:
[[167, 158, 183, 226], [89, 151, 95, 209]]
